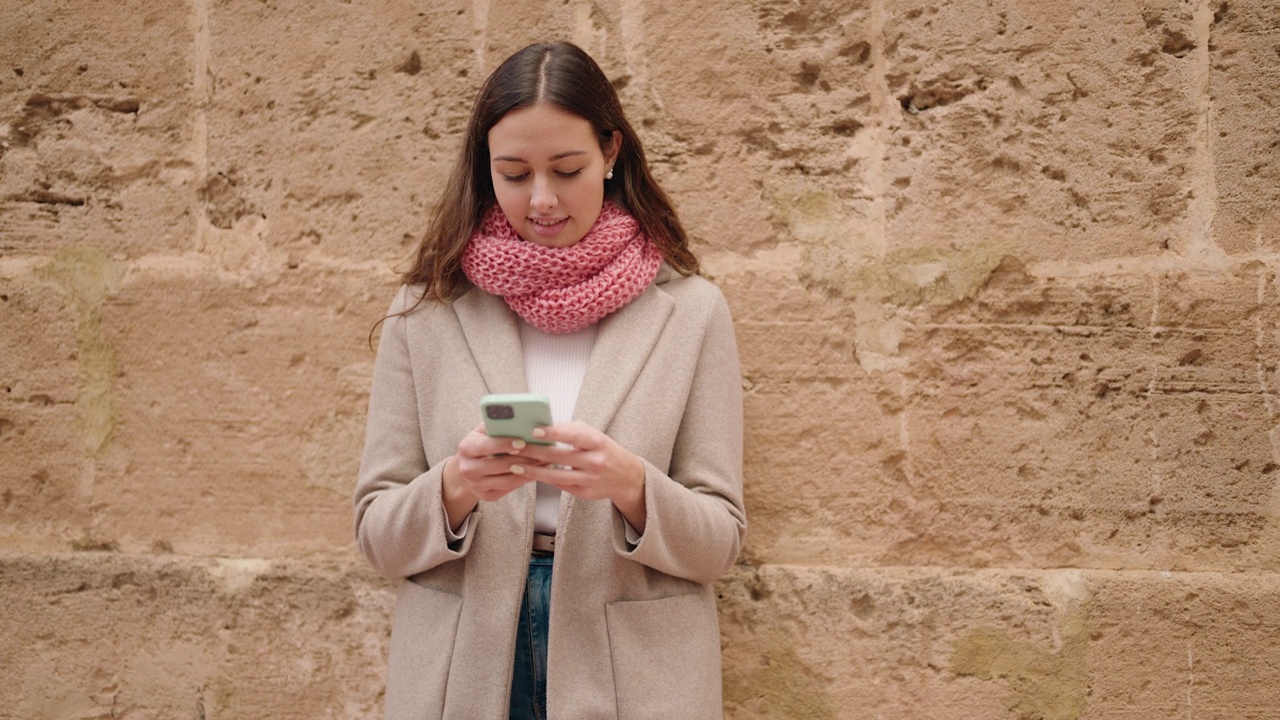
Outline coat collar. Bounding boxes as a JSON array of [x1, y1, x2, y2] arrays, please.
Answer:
[[452, 269, 675, 434], [575, 282, 673, 431], [453, 286, 527, 395]]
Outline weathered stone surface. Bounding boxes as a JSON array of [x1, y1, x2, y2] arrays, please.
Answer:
[[93, 264, 389, 556], [3, 0, 1279, 717], [2, 244, 393, 556], [0, 553, 391, 720], [1210, 1, 1280, 255], [720, 246, 1280, 572], [9, 262, 391, 556], [881, 0, 1203, 264], [882, 269, 1280, 571], [641, 0, 879, 258], [718, 564, 1280, 720], [0, 0, 197, 258], [1, 263, 104, 552], [5, 557, 1276, 719], [202, 1, 478, 267]]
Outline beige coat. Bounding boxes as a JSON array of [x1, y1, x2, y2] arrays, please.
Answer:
[[354, 266, 746, 719]]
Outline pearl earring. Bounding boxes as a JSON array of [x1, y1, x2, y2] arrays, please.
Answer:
[[605, 167, 614, 180]]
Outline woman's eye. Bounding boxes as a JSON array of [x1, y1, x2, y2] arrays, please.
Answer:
[[498, 169, 582, 183]]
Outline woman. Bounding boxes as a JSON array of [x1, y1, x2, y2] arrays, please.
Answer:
[[354, 41, 745, 720]]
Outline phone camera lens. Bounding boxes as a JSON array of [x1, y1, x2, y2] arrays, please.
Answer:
[[486, 405, 515, 420]]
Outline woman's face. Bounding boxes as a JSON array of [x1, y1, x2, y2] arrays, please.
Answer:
[[488, 103, 620, 248]]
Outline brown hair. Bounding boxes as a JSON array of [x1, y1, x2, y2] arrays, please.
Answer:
[[402, 41, 697, 303]]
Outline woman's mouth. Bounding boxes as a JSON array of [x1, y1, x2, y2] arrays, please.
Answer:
[[528, 217, 568, 236]]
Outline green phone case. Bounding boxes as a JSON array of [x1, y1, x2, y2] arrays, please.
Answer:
[[480, 393, 554, 445]]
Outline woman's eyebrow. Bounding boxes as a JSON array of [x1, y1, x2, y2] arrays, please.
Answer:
[[492, 150, 589, 163]]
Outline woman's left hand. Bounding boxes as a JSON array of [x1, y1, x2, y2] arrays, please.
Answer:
[[507, 421, 647, 532]]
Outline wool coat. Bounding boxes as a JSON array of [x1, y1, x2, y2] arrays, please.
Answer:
[[354, 265, 746, 720]]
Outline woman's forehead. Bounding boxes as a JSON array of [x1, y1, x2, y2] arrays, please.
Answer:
[[488, 104, 599, 162]]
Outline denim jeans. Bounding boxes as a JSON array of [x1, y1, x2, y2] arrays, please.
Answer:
[[509, 555, 553, 720]]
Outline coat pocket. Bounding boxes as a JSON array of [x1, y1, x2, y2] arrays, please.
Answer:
[[605, 592, 724, 720], [384, 580, 464, 720]]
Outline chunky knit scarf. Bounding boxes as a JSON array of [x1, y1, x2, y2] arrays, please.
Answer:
[[461, 203, 662, 334]]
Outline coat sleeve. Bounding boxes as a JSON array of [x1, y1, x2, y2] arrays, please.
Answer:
[[353, 286, 475, 580], [616, 288, 746, 585]]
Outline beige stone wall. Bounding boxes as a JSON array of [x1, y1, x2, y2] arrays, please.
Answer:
[[2, 0, 1278, 717]]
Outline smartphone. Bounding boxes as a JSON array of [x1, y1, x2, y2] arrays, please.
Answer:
[[481, 393, 553, 445]]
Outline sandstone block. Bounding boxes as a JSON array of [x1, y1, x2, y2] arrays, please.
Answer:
[[717, 564, 1280, 720], [893, 269, 1279, 571], [1209, 1, 1280, 254], [2, 257, 119, 552], [204, 0, 481, 268], [0, 0, 197, 258], [883, 0, 1201, 262], [90, 265, 392, 557], [640, 0, 878, 257], [0, 553, 391, 720], [731, 260, 1279, 572], [3, 253, 394, 556]]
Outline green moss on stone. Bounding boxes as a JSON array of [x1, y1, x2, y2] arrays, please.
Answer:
[[723, 642, 837, 719], [36, 245, 125, 454], [952, 607, 1089, 720]]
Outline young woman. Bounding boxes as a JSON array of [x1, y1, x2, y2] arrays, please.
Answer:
[[354, 42, 745, 720]]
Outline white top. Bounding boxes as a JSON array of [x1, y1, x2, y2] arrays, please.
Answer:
[[521, 321, 641, 544], [447, 319, 641, 544], [519, 320, 596, 534], [443, 321, 596, 541]]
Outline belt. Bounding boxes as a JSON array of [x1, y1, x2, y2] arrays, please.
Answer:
[[532, 533, 556, 556]]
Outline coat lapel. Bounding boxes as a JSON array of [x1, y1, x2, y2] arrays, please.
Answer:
[[453, 273, 676, 430], [573, 282, 674, 432], [452, 288, 527, 394]]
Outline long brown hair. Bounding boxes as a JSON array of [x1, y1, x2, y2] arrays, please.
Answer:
[[403, 41, 698, 303]]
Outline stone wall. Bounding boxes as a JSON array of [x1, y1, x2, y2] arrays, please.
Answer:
[[2, 0, 1278, 717]]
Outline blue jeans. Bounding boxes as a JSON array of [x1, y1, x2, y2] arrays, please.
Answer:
[[509, 555, 553, 720]]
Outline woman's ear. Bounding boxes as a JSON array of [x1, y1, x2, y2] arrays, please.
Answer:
[[605, 130, 622, 167]]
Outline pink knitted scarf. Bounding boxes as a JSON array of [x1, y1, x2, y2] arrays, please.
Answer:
[[461, 203, 662, 334]]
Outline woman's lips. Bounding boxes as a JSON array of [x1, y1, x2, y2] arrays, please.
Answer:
[[528, 217, 568, 236]]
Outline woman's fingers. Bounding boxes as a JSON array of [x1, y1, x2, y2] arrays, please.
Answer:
[[459, 430, 529, 460], [452, 424, 539, 501], [509, 422, 644, 504], [528, 420, 599, 449]]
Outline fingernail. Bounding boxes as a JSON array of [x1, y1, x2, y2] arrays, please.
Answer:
[[531, 428, 546, 438], [511, 439, 526, 450], [510, 464, 525, 475]]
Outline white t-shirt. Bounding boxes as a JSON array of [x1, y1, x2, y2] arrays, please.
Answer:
[[519, 320, 596, 534]]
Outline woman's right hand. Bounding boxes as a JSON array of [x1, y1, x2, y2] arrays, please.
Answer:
[[441, 424, 538, 529]]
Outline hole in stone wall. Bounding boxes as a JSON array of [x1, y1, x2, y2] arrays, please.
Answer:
[[795, 61, 821, 88], [1162, 30, 1195, 57], [396, 50, 422, 76], [831, 119, 862, 136], [839, 41, 871, 65]]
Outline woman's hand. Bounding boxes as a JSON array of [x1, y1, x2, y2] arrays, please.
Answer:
[[442, 424, 540, 531], [506, 421, 648, 532]]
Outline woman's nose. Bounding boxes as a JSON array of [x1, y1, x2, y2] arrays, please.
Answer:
[[530, 177, 557, 211]]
